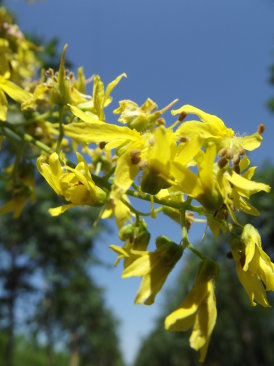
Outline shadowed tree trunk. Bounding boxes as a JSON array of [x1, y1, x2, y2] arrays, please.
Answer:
[[69, 330, 80, 366], [4, 249, 16, 366], [43, 286, 55, 366]]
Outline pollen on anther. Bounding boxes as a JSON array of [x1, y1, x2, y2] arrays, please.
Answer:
[[257, 124, 265, 134], [178, 111, 187, 122]]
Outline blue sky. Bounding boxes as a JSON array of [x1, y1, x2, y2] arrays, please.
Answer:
[[8, 0, 274, 364]]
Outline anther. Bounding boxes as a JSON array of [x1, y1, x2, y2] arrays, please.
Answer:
[[257, 124, 265, 134], [239, 148, 245, 156], [99, 141, 107, 150], [233, 153, 241, 165], [226, 149, 233, 160], [46, 68, 54, 77], [233, 164, 240, 174], [218, 147, 227, 157], [178, 111, 187, 122], [156, 118, 165, 126], [179, 136, 189, 143], [218, 157, 228, 169], [130, 149, 141, 165]]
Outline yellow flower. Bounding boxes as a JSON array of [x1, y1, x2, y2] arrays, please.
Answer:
[[172, 104, 262, 155], [0, 162, 35, 218], [37, 152, 107, 215], [65, 104, 140, 145], [230, 224, 274, 307], [171, 143, 223, 211], [113, 98, 161, 131], [172, 141, 270, 230], [91, 73, 127, 121], [0, 194, 29, 218], [109, 219, 150, 266], [23, 46, 93, 110], [0, 7, 38, 81], [165, 260, 218, 362], [120, 237, 183, 305], [101, 194, 132, 229], [0, 181, 35, 218], [216, 158, 270, 223], [140, 126, 176, 194], [0, 75, 31, 121]]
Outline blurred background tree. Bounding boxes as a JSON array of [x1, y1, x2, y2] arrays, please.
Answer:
[[0, 3, 125, 365], [0, 180, 124, 366], [267, 56, 274, 113]]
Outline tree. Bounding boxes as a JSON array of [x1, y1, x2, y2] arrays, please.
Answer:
[[267, 62, 274, 112], [0, 179, 124, 366]]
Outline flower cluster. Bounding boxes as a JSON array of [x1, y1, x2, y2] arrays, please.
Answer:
[[0, 6, 273, 362]]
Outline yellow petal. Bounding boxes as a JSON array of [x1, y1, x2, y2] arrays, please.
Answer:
[[64, 121, 140, 147], [190, 282, 216, 353], [0, 89, 7, 121], [256, 248, 274, 291], [0, 196, 26, 218], [199, 338, 211, 363], [199, 144, 216, 191], [172, 104, 233, 138], [236, 264, 269, 307], [114, 198, 132, 229], [226, 171, 270, 196], [109, 244, 130, 258], [171, 161, 200, 195], [175, 137, 202, 166], [165, 281, 208, 332], [236, 132, 262, 151], [148, 127, 176, 175], [69, 104, 100, 123], [135, 271, 169, 305], [122, 252, 152, 278], [48, 203, 75, 216], [0, 76, 31, 103], [239, 155, 250, 172], [176, 121, 220, 142], [104, 73, 127, 106], [242, 166, 256, 180], [239, 197, 259, 216], [241, 225, 256, 271], [113, 143, 141, 193], [37, 153, 63, 195]]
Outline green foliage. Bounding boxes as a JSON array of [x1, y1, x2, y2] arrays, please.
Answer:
[[0, 180, 124, 366], [267, 60, 274, 112], [0, 333, 69, 366]]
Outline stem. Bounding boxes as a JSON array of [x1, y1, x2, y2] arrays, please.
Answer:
[[125, 188, 204, 214], [180, 209, 189, 247], [3, 123, 53, 154], [159, 98, 179, 114], [10, 111, 54, 127], [132, 182, 140, 191], [95, 161, 102, 176], [180, 208, 206, 261], [56, 106, 64, 153], [120, 196, 162, 217], [187, 243, 206, 260], [12, 140, 25, 184]]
